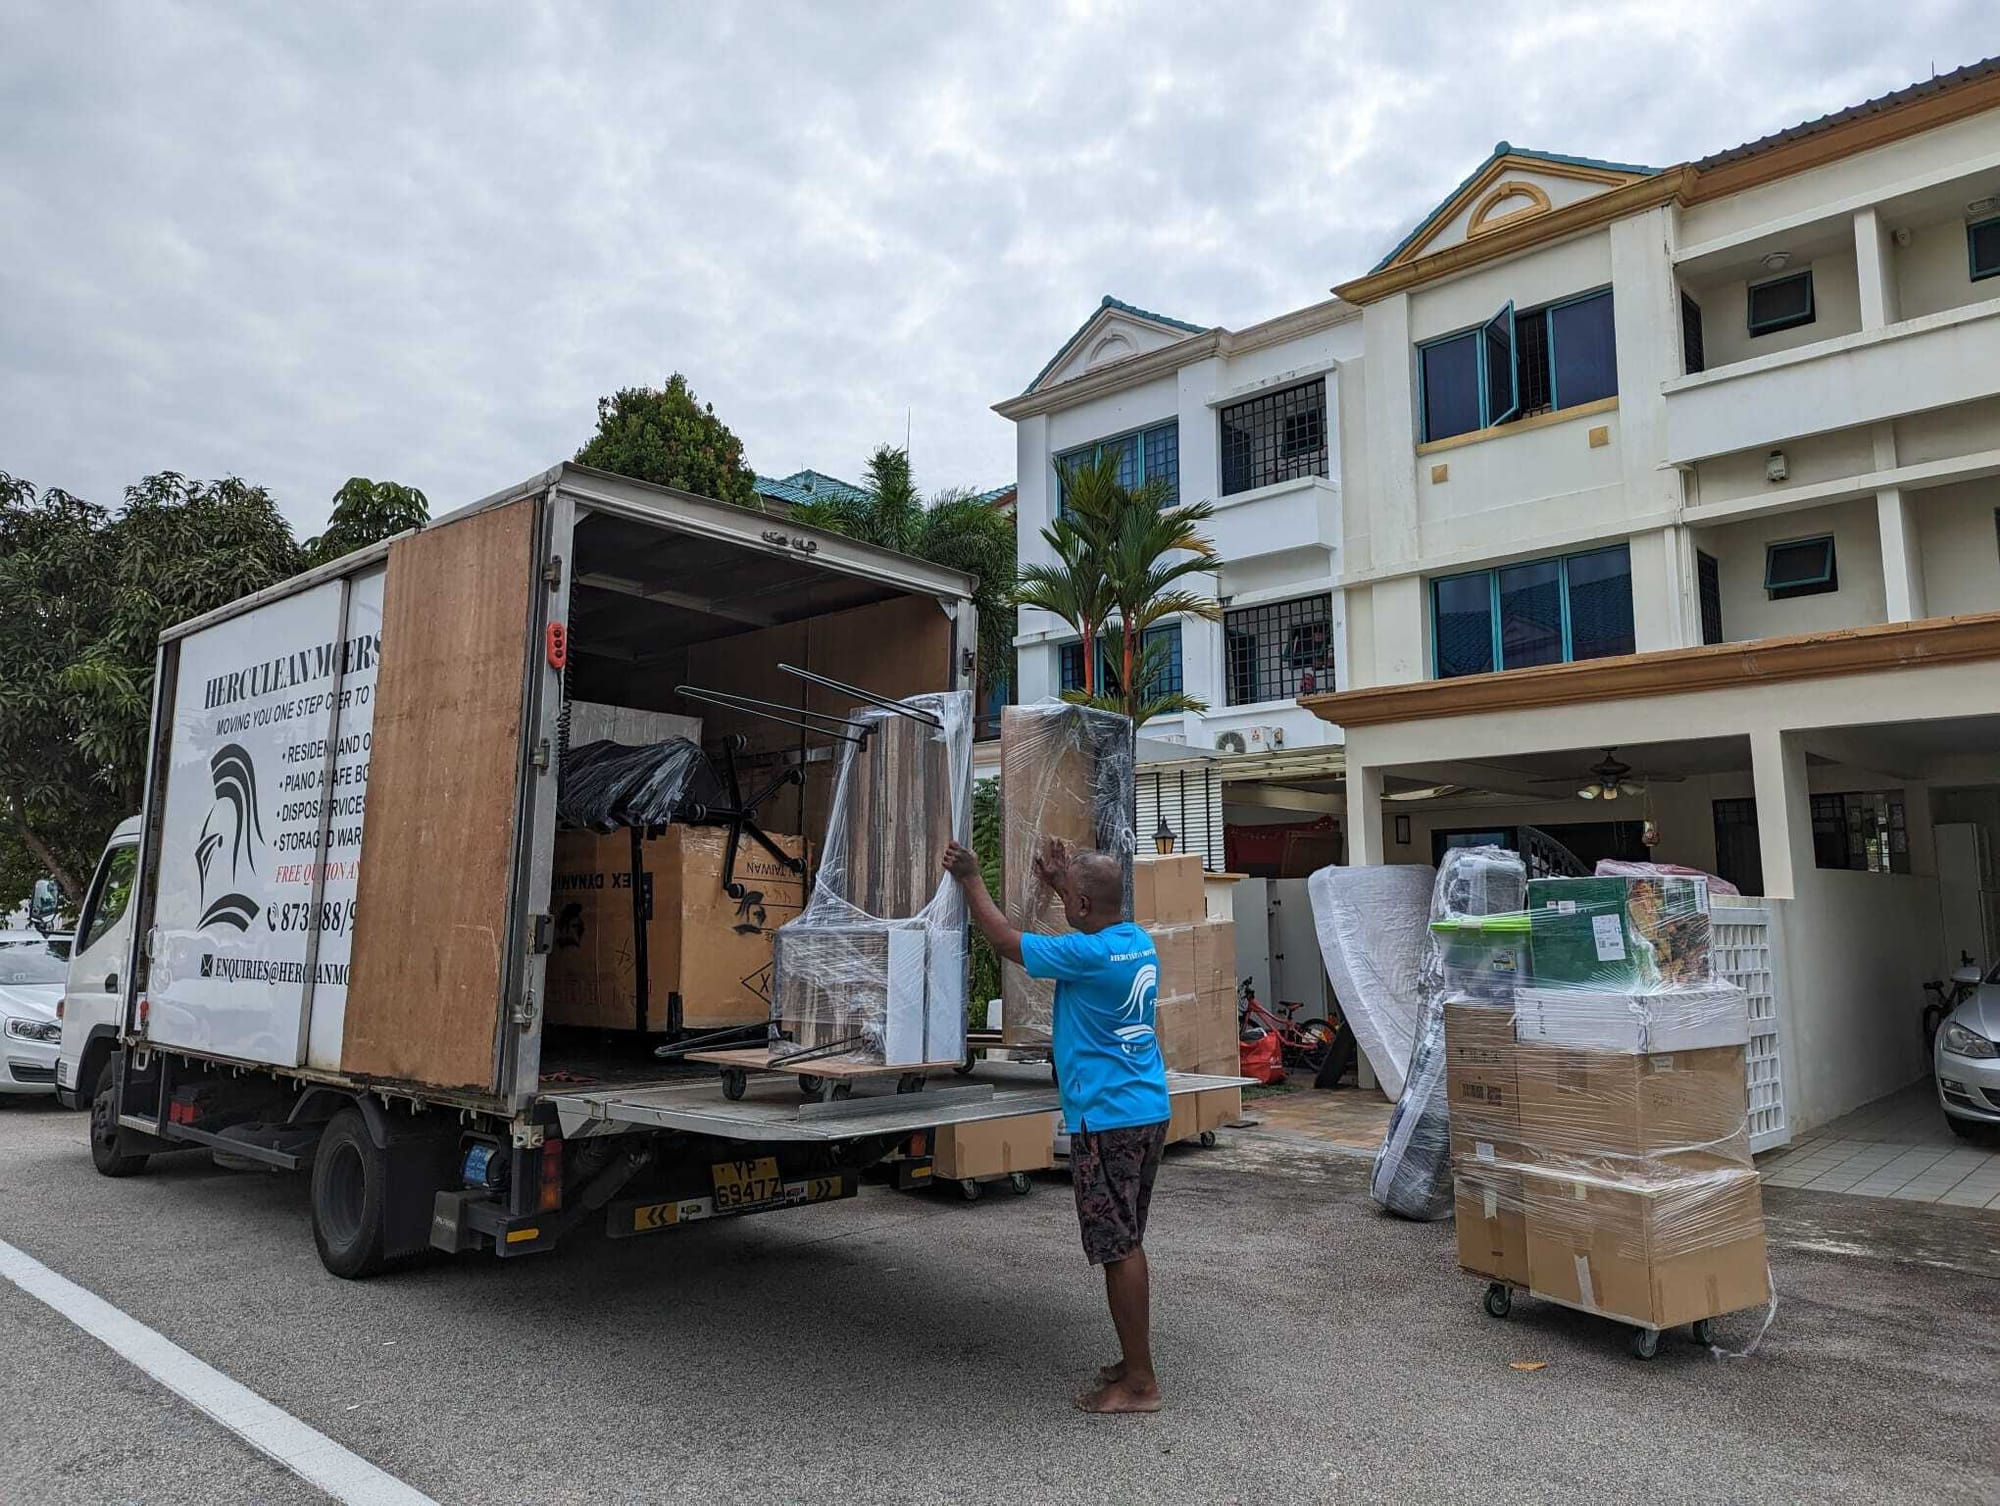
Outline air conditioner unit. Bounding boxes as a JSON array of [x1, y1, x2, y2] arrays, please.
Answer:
[[1214, 726, 1285, 755]]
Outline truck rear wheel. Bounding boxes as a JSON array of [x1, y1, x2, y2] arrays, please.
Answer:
[[89, 1059, 149, 1178], [311, 1108, 393, 1279]]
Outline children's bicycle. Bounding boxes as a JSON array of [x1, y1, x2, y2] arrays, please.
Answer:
[[1237, 977, 1339, 1074]]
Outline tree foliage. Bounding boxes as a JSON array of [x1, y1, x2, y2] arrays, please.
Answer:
[[0, 469, 417, 909], [305, 477, 429, 567], [1014, 453, 1221, 727], [790, 446, 1018, 714], [575, 373, 758, 509]]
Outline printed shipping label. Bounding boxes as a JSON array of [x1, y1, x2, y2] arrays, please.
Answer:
[[1592, 913, 1626, 962]]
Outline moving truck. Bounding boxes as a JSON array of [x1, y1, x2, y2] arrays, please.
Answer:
[[80, 464, 1108, 1276]]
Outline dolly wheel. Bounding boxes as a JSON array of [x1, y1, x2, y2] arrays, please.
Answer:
[[721, 1069, 747, 1102], [1483, 1283, 1511, 1319], [959, 1178, 984, 1202], [897, 1073, 926, 1094], [1198, 1130, 1218, 1148], [1690, 1318, 1716, 1346], [797, 1074, 825, 1097], [1630, 1328, 1660, 1360], [832, 1081, 853, 1101], [1008, 1172, 1032, 1196]]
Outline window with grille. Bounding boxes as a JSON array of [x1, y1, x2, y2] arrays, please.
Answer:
[[1810, 791, 1908, 874], [1698, 550, 1723, 645], [1681, 291, 1706, 374], [1417, 288, 1615, 442], [1431, 543, 1633, 678], [1219, 378, 1327, 495], [1055, 420, 1178, 511], [1224, 595, 1334, 705], [1058, 623, 1183, 699], [1711, 798, 1764, 895]]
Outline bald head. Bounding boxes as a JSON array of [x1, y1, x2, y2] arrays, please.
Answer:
[[1069, 852, 1126, 917]]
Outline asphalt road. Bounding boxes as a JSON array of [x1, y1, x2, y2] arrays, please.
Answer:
[[2, 1095, 1997, 1506]]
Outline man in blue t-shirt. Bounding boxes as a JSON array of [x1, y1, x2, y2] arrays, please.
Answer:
[[943, 836, 1169, 1415]]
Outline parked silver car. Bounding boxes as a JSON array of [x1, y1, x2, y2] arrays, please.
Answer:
[[1935, 961, 2000, 1139], [0, 943, 66, 1096]]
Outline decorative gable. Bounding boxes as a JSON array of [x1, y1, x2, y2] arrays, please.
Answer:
[[1372, 143, 1661, 274], [1026, 296, 1208, 394]]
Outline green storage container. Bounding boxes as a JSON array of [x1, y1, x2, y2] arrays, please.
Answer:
[[1524, 877, 1653, 988]]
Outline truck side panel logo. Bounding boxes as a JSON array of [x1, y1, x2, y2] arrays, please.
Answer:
[[196, 743, 265, 931]]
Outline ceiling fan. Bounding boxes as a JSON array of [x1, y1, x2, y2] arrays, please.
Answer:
[[1534, 748, 1684, 802]]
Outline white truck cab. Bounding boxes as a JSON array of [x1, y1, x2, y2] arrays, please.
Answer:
[[56, 816, 143, 1109]]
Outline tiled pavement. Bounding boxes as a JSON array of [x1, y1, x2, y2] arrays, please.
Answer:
[[1237, 1083, 1393, 1153], [1759, 1077, 2000, 1207]]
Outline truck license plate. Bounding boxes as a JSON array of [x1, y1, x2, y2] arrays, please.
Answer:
[[711, 1157, 784, 1212]]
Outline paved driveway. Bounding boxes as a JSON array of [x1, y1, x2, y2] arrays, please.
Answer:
[[2, 1098, 1997, 1504]]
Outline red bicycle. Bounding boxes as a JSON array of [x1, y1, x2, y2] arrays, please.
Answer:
[[1237, 977, 1339, 1073]]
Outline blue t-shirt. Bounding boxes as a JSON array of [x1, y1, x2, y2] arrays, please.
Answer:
[[1021, 922, 1171, 1133]]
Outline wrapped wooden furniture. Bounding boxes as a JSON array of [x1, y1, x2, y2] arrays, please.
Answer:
[[770, 690, 972, 1066], [997, 701, 1135, 1046]]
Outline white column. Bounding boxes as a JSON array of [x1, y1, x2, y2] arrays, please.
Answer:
[[1749, 729, 1814, 900], [1854, 207, 1900, 331], [1362, 295, 1419, 570], [1349, 759, 1386, 867], [1870, 423, 1925, 622]]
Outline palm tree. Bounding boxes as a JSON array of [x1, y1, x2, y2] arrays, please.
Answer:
[[1015, 453, 1222, 728], [790, 445, 1016, 715]]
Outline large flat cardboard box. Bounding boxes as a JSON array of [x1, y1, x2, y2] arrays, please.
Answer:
[[1157, 997, 1198, 1072], [1516, 1043, 1751, 1168], [547, 826, 805, 1031], [1133, 855, 1203, 924], [1168, 1085, 1239, 1143], [934, 1112, 1057, 1181], [1514, 984, 1749, 1055], [1454, 1167, 1529, 1286], [1444, 1001, 1521, 1162], [1522, 1163, 1770, 1329], [1146, 924, 1199, 1003], [1192, 918, 1237, 996]]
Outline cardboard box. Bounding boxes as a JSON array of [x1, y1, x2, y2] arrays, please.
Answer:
[[1454, 1167, 1529, 1286], [1169, 1086, 1238, 1143], [1515, 1043, 1751, 1168], [1146, 924, 1199, 1002], [1133, 855, 1204, 925], [934, 1112, 1057, 1181], [1444, 1001, 1521, 1161], [1193, 918, 1237, 996], [1514, 984, 1749, 1055], [1157, 997, 1198, 1073], [1195, 989, 1238, 1073], [547, 826, 805, 1031], [1522, 1163, 1770, 1329]]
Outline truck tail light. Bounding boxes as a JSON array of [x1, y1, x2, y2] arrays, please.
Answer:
[[539, 1138, 563, 1212], [138, 996, 150, 1029], [55, 999, 64, 1020]]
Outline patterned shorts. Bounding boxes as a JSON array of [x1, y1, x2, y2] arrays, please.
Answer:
[[1070, 1120, 1168, 1265]]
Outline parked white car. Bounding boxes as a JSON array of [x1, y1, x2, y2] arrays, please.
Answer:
[[1935, 960, 2000, 1140], [0, 944, 66, 1095], [55, 817, 142, 1110]]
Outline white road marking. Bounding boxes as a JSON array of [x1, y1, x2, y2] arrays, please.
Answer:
[[0, 1235, 435, 1506]]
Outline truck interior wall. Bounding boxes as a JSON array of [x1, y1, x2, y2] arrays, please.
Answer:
[[343, 499, 539, 1092]]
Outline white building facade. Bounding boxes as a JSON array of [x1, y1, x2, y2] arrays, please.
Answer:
[[1308, 63, 2000, 1135]]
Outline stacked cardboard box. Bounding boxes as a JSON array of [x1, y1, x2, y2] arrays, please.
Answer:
[[933, 1111, 1058, 1182], [1134, 854, 1240, 1135], [547, 826, 806, 1032], [1448, 875, 1770, 1332]]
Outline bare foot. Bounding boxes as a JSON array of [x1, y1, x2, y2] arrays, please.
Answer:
[[1097, 1360, 1126, 1385], [1075, 1379, 1161, 1414]]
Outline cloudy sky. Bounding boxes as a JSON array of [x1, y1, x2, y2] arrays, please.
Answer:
[[2, 2, 1993, 531]]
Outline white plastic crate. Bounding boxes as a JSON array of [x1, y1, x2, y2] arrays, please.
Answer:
[[1711, 900, 1791, 1153]]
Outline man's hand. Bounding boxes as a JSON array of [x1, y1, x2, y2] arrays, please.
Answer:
[[942, 841, 981, 885], [1032, 836, 1073, 896]]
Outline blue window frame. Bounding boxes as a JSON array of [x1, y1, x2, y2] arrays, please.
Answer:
[[1970, 217, 2000, 282], [1430, 544, 1634, 679], [1747, 270, 1815, 336], [1056, 420, 1178, 511], [1058, 622, 1183, 698], [1418, 289, 1615, 441]]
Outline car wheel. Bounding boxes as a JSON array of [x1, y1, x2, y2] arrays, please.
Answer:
[[89, 1060, 149, 1178], [1946, 1113, 1996, 1144], [311, 1108, 392, 1279]]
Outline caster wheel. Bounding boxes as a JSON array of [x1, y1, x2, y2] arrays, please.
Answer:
[[897, 1073, 926, 1094], [1690, 1318, 1716, 1346], [959, 1178, 984, 1202], [1483, 1283, 1512, 1319], [1198, 1130, 1218, 1148], [797, 1074, 825, 1098], [832, 1081, 853, 1100], [954, 1056, 976, 1077], [1008, 1172, 1032, 1196], [1630, 1328, 1660, 1360], [721, 1070, 747, 1102]]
